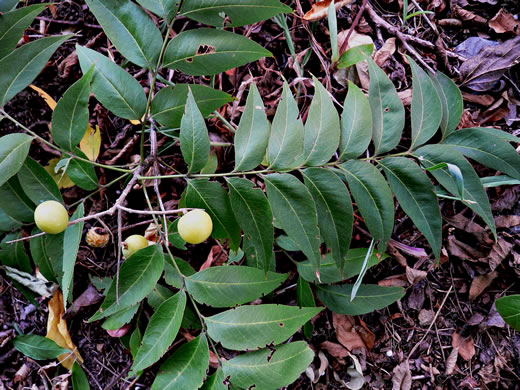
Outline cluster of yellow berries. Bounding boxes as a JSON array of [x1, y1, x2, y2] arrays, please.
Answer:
[[34, 201, 213, 256]]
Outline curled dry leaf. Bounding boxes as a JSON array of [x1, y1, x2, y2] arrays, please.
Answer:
[[460, 36, 520, 92], [303, 0, 354, 22], [495, 215, 520, 228], [405, 266, 428, 285], [481, 239, 513, 272], [374, 37, 396, 67], [392, 360, 412, 390], [445, 347, 459, 375], [469, 271, 497, 301], [332, 313, 367, 351], [453, 5, 487, 24], [489, 9, 520, 35], [320, 340, 349, 358], [63, 285, 103, 320], [29, 84, 57, 111], [452, 332, 475, 361], [46, 290, 83, 369]]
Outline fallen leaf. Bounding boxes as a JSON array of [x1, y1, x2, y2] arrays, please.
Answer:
[[374, 37, 396, 67], [79, 124, 101, 162], [44, 158, 75, 189], [337, 30, 373, 90], [495, 215, 520, 228], [303, 0, 354, 22], [320, 341, 349, 358], [461, 92, 496, 106], [345, 352, 364, 390], [332, 313, 367, 351], [460, 36, 520, 92], [29, 85, 57, 111], [452, 331, 475, 361], [469, 271, 497, 301], [445, 347, 459, 375], [489, 9, 520, 35], [63, 285, 103, 320], [356, 318, 375, 351], [46, 290, 83, 369], [392, 360, 412, 390], [481, 239, 513, 271], [3, 266, 57, 298], [418, 309, 435, 326], [317, 351, 328, 380], [378, 274, 408, 287], [406, 266, 428, 285], [453, 5, 487, 24]]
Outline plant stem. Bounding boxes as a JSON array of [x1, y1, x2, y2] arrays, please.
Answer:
[[0, 109, 134, 173], [212, 110, 236, 134], [138, 168, 272, 181]]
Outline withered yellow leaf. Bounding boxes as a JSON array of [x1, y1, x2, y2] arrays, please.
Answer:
[[46, 290, 83, 370], [303, 0, 354, 22], [80, 124, 101, 161], [29, 84, 57, 111], [44, 158, 75, 189]]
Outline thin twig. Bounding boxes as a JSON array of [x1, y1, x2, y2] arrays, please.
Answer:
[[338, 0, 370, 55], [407, 285, 453, 360]]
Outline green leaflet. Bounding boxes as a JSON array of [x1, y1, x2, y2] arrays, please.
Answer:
[[316, 284, 405, 315], [227, 177, 273, 272], [151, 334, 209, 390], [180, 88, 210, 173], [222, 341, 314, 390], [62, 204, 84, 305], [339, 160, 394, 249], [185, 266, 287, 307], [301, 167, 352, 273], [163, 29, 271, 76], [151, 84, 232, 129], [408, 56, 442, 149], [84, 0, 162, 69], [51, 66, 94, 152], [131, 290, 186, 373], [297, 249, 386, 284], [205, 305, 322, 350], [379, 157, 442, 260], [339, 81, 372, 160], [0, 4, 47, 59], [496, 295, 520, 331], [89, 245, 164, 321], [76, 45, 147, 120], [180, 0, 292, 27], [0, 34, 71, 106], [17, 157, 63, 204], [12, 334, 70, 360], [234, 84, 270, 172], [443, 128, 520, 180], [303, 77, 340, 166], [430, 71, 463, 139], [415, 144, 496, 237], [0, 133, 32, 189], [267, 82, 304, 170], [264, 173, 322, 272], [367, 57, 405, 155]]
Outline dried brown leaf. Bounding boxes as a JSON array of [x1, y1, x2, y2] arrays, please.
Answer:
[[303, 0, 354, 22], [445, 347, 459, 375], [452, 332, 475, 361], [320, 341, 349, 358], [332, 313, 367, 351], [392, 360, 412, 390], [469, 271, 497, 301], [481, 239, 513, 271], [406, 266, 428, 285], [46, 290, 83, 369], [453, 5, 487, 24], [460, 36, 520, 92], [374, 37, 396, 67], [495, 215, 520, 228], [489, 9, 520, 34], [63, 285, 103, 319]]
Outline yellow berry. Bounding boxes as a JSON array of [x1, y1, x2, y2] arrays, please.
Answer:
[[34, 200, 69, 234], [177, 209, 213, 244], [122, 234, 148, 258]]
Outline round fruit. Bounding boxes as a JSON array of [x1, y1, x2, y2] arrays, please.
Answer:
[[34, 200, 69, 234], [86, 227, 110, 248], [122, 234, 148, 258], [178, 209, 213, 244]]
